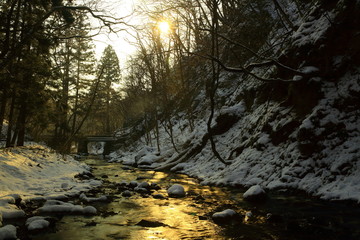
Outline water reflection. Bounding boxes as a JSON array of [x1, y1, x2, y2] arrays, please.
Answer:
[[31, 157, 360, 240]]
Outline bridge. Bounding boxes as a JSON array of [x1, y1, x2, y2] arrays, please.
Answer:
[[77, 135, 117, 155]]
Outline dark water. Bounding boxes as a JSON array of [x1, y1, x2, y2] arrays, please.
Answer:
[[30, 157, 360, 240]]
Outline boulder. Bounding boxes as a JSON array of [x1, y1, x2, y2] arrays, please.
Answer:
[[212, 209, 239, 224], [136, 219, 168, 228], [128, 181, 138, 188], [134, 187, 149, 194], [152, 194, 166, 199], [243, 185, 267, 202], [138, 182, 150, 189], [0, 225, 17, 240], [150, 183, 161, 190], [26, 216, 50, 231], [122, 190, 132, 197], [167, 184, 186, 198]]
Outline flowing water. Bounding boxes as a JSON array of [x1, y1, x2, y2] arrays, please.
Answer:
[[29, 157, 360, 240]]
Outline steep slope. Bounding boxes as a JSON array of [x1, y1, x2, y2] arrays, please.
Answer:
[[111, 0, 360, 202]]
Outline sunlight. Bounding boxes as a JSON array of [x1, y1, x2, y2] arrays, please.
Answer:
[[157, 21, 171, 34]]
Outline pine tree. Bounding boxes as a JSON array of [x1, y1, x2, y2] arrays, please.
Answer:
[[49, 12, 96, 150], [95, 45, 121, 134]]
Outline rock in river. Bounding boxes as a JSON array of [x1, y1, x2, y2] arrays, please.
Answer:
[[167, 184, 186, 198], [136, 219, 168, 228], [122, 190, 132, 197], [212, 209, 239, 224], [243, 185, 267, 202]]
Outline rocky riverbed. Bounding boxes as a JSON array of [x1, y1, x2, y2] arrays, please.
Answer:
[[3, 156, 360, 240]]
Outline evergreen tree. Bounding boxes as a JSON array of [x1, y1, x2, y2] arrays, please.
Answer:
[[94, 45, 121, 134], [49, 12, 96, 150]]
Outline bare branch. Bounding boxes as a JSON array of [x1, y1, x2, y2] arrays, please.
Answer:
[[209, 56, 301, 83], [199, 28, 303, 75]]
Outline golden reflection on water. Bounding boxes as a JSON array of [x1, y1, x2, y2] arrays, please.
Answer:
[[32, 160, 231, 240]]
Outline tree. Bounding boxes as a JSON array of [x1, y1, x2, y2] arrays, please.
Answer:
[[49, 12, 96, 150], [0, 0, 129, 149], [94, 45, 121, 134]]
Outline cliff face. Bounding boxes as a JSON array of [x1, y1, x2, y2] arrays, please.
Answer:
[[112, 0, 360, 202]]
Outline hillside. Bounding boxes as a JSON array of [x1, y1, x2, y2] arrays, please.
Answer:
[[110, 0, 360, 202]]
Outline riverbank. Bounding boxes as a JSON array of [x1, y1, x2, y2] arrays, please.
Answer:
[[24, 157, 360, 239], [110, 0, 360, 204], [110, 67, 360, 204], [0, 144, 101, 224], [1, 153, 360, 239]]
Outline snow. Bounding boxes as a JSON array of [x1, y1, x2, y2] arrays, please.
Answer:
[[37, 200, 97, 215], [109, 2, 360, 203], [88, 142, 105, 155], [0, 225, 16, 240], [0, 195, 25, 220], [292, 9, 335, 47], [111, 66, 360, 203], [219, 101, 246, 117], [79, 193, 107, 203], [138, 154, 161, 166], [0, 145, 101, 219], [167, 184, 186, 198], [26, 216, 49, 231], [243, 185, 266, 199], [212, 209, 237, 219], [300, 66, 319, 74]]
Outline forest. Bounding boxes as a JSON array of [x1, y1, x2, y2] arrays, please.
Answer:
[[0, 0, 313, 153], [1, 0, 360, 239]]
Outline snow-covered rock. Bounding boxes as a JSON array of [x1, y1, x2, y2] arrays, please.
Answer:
[[26, 216, 50, 231], [37, 200, 97, 215], [243, 185, 267, 202], [0, 225, 17, 240], [0, 208, 25, 220], [0, 195, 25, 220], [212, 209, 238, 224], [79, 193, 107, 203], [167, 184, 186, 198]]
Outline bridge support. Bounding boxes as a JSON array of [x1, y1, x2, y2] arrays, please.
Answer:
[[77, 140, 89, 154]]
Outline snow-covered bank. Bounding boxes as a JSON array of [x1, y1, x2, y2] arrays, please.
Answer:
[[0, 144, 101, 221], [110, 1, 360, 203], [111, 68, 360, 203]]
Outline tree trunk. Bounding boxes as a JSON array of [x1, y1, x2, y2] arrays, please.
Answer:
[[207, 0, 229, 165], [105, 81, 111, 134], [16, 97, 27, 146], [0, 90, 8, 137], [271, 0, 295, 30], [6, 92, 16, 147]]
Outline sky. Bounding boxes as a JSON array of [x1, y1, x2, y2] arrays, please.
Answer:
[[89, 0, 141, 68]]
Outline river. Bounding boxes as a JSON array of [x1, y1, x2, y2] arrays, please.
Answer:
[[30, 156, 360, 240]]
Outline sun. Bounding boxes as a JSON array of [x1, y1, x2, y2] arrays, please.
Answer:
[[157, 21, 171, 34]]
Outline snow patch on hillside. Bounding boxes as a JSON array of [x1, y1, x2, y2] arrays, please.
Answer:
[[111, 68, 360, 202]]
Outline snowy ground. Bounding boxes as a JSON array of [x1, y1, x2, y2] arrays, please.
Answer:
[[110, 67, 360, 203], [109, 0, 360, 203], [0, 143, 101, 225]]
